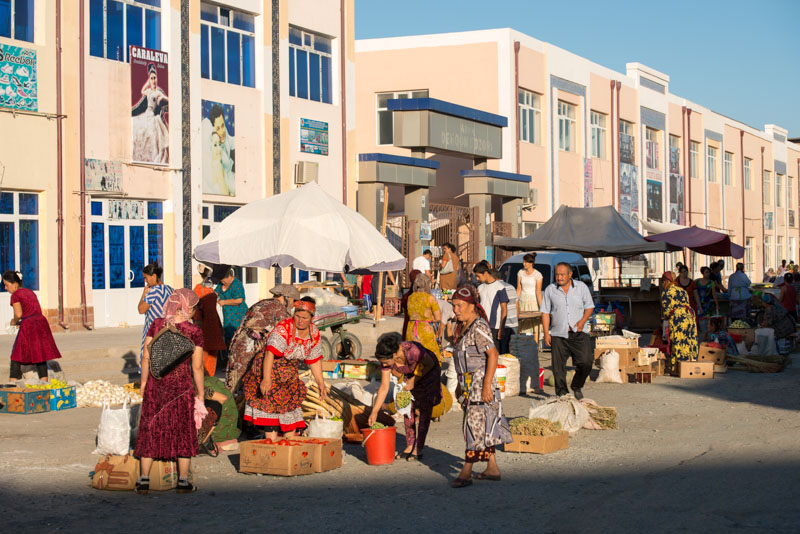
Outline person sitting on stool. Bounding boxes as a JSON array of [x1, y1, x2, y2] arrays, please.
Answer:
[[540, 262, 595, 399]]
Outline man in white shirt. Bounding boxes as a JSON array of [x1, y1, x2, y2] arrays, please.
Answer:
[[473, 262, 508, 351], [412, 249, 432, 277]]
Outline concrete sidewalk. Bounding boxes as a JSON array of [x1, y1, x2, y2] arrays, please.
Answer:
[[0, 316, 406, 384]]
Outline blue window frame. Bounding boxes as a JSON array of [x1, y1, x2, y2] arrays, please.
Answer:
[[0, 0, 34, 42], [0, 222, 15, 291], [91, 201, 103, 217], [213, 205, 239, 223], [289, 27, 333, 104], [89, 0, 162, 61], [19, 220, 37, 291], [108, 225, 125, 289], [148, 223, 163, 266], [129, 226, 145, 288], [18, 193, 37, 215], [91, 222, 105, 290], [0, 193, 13, 214], [202, 206, 209, 219], [147, 201, 162, 220], [200, 2, 255, 87]]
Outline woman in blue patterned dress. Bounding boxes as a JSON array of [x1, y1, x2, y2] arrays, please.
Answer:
[[216, 269, 248, 349], [137, 263, 174, 363]]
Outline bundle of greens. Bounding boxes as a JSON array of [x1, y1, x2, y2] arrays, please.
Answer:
[[395, 391, 412, 409], [370, 422, 387, 430], [508, 417, 562, 437], [729, 320, 751, 329]]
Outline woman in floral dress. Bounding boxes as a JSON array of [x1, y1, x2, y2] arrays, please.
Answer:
[[404, 273, 442, 361], [660, 272, 699, 369], [242, 298, 327, 439]]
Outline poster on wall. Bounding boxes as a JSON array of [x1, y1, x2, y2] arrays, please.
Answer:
[[669, 173, 685, 225], [300, 118, 329, 156], [85, 159, 123, 192], [619, 133, 635, 165], [0, 43, 37, 111], [583, 158, 593, 207], [108, 200, 145, 220], [646, 140, 659, 170], [202, 99, 236, 196], [646, 179, 663, 222], [669, 146, 680, 174], [619, 163, 639, 228], [130, 46, 169, 165]]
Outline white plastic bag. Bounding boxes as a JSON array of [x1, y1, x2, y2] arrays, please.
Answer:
[[595, 350, 623, 384], [93, 399, 131, 456], [498, 355, 521, 397], [392, 377, 414, 417], [754, 328, 776, 355], [528, 396, 590, 435], [307, 414, 343, 439]]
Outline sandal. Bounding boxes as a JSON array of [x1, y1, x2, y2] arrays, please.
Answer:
[[406, 453, 423, 461], [450, 477, 473, 489], [395, 451, 411, 460], [474, 472, 501, 481], [176, 481, 198, 494], [135, 479, 149, 495]]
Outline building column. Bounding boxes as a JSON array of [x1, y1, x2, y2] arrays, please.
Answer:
[[405, 186, 429, 259], [469, 193, 492, 262], [356, 182, 384, 229], [502, 197, 523, 237]]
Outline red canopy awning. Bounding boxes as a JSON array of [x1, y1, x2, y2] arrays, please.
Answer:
[[644, 226, 744, 258]]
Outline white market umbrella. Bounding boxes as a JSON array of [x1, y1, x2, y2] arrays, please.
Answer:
[[194, 182, 406, 273]]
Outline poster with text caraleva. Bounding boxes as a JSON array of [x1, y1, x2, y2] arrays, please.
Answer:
[[130, 46, 169, 165], [0, 44, 37, 111]]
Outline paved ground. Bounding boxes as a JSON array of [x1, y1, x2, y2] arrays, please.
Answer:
[[2, 326, 799, 533]]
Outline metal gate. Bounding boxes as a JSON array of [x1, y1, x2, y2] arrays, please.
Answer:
[[492, 221, 513, 268], [386, 215, 410, 287], [429, 203, 480, 274]]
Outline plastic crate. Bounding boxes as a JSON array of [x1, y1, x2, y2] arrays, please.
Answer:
[[383, 297, 401, 317]]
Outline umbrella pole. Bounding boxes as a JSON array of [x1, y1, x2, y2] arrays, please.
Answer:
[[374, 185, 390, 327]]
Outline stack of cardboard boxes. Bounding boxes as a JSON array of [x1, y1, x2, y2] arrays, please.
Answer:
[[594, 335, 666, 383]]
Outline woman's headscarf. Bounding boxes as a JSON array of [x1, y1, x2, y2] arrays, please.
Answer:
[[762, 293, 775, 305], [294, 299, 316, 316], [408, 269, 421, 288], [412, 273, 433, 294], [452, 285, 488, 322], [661, 271, 677, 289], [164, 288, 199, 325]]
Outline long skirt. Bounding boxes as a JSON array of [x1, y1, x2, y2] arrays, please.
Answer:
[[461, 368, 512, 462]]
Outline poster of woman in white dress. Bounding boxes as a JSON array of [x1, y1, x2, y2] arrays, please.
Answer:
[[201, 99, 236, 196], [130, 46, 169, 165]]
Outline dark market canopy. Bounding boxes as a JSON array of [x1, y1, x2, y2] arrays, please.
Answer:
[[495, 205, 670, 257], [644, 225, 744, 258]]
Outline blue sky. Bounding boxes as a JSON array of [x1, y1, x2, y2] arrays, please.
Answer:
[[356, 0, 800, 137]]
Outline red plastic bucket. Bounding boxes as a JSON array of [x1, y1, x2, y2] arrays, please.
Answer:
[[361, 427, 396, 465]]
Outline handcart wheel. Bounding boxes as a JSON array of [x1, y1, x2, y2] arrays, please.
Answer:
[[320, 337, 334, 360], [335, 332, 362, 360]]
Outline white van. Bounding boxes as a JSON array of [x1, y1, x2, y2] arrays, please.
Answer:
[[498, 251, 592, 293]]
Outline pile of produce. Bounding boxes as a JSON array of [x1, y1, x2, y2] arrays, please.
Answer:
[[76, 380, 143, 408], [509, 417, 562, 437], [395, 391, 412, 409], [369, 422, 387, 430], [25, 378, 68, 390], [586, 405, 618, 429], [729, 320, 751, 329]]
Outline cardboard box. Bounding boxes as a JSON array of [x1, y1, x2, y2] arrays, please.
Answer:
[[505, 431, 569, 454], [594, 346, 638, 365], [385, 285, 399, 299], [618, 365, 653, 383], [0, 387, 51, 414], [698, 343, 726, 366], [343, 361, 368, 380], [291, 436, 343, 473], [728, 327, 755, 346], [714, 364, 728, 374], [651, 360, 666, 376], [678, 361, 714, 379], [595, 335, 638, 349], [239, 440, 315, 476], [49, 386, 77, 411], [321, 360, 343, 380]]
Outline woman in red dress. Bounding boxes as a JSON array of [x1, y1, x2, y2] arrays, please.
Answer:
[[242, 297, 327, 441], [4, 271, 61, 381], [134, 288, 204, 494]]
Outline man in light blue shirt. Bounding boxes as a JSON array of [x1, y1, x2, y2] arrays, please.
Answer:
[[540, 262, 595, 399], [728, 262, 751, 321]]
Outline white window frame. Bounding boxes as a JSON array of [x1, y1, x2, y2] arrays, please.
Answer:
[[764, 170, 772, 206], [590, 111, 606, 159], [557, 100, 576, 152], [744, 158, 752, 190], [776, 174, 783, 208], [745, 236, 754, 276], [645, 128, 659, 170], [376, 90, 429, 146], [690, 141, 700, 179], [723, 151, 733, 186], [201, 3, 256, 86], [764, 235, 772, 270], [519, 89, 542, 145], [706, 145, 717, 183], [777, 236, 784, 265], [288, 25, 333, 101]]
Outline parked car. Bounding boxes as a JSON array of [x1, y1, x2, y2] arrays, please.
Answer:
[[498, 251, 592, 293]]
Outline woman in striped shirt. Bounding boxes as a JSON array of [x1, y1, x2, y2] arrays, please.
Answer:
[[138, 263, 174, 363]]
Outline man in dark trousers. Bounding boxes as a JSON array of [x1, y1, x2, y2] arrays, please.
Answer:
[[540, 262, 595, 399]]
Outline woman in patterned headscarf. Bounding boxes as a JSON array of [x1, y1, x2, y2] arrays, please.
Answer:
[[449, 285, 512, 489], [134, 288, 204, 494], [660, 271, 699, 370], [241, 297, 327, 441]]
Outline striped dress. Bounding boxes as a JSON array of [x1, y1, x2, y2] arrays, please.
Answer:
[[141, 284, 174, 361]]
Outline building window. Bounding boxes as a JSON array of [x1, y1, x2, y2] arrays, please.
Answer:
[[744, 239, 753, 273], [557, 101, 576, 152], [0, 192, 39, 291], [777, 236, 784, 265], [289, 26, 331, 102], [723, 151, 733, 186], [764, 170, 771, 205], [200, 3, 255, 87], [645, 128, 659, 169], [376, 90, 428, 145], [706, 145, 717, 183], [690, 141, 699, 179], [744, 158, 752, 190], [776, 174, 783, 208], [669, 135, 681, 174], [0, 0, 34, 42], [764, 235, 772, 270], [89, 0, 162, 61], [590, 111, 606, 158], [519, 89, 542, 146], [789, 176, 795, 209]]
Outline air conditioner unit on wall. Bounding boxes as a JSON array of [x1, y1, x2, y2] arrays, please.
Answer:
[[295, 161, 319, 184], [522, 188, 538, 210]]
